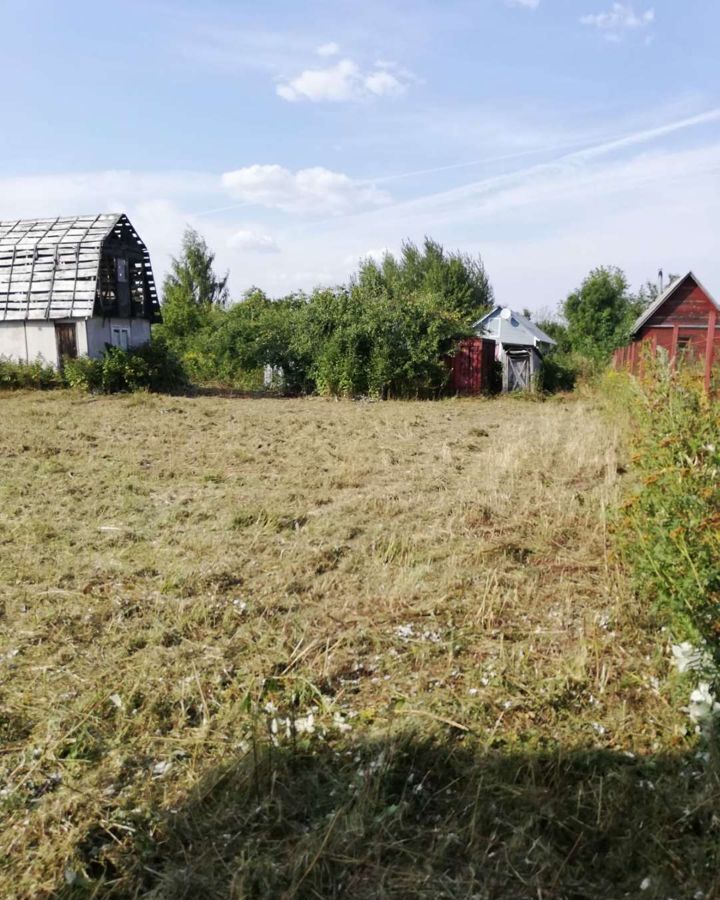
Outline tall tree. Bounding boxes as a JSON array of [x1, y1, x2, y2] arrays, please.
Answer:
[[357, 238, 493, 325], [562, 266, 641, 361], [160, 229, 229, 341]]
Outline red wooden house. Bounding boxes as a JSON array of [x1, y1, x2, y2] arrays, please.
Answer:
[[614, 272, 720, 390]]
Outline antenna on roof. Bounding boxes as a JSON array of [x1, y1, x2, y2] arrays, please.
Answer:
[[658, 268, 664, 293]]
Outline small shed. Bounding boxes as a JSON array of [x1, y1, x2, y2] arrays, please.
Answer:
[[614, 272, 719, 390], [0, 213, 160, 367], [474, 306, 556, 391]]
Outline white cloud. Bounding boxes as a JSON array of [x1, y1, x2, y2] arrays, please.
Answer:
[[581, 3, 655, 40], [364, 69, 406, 97], [316, 41, 340, 57], [2, 107, 720, 308], [505, 0, 540, 9], [228, 228, 280, 253], [220, 164, 389, 215], [277, 57, 410, 103]]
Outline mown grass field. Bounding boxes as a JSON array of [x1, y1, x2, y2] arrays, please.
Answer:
[[0, 390, 717, 899]]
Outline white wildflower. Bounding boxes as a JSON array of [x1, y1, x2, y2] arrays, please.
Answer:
[[687, 682, 720, 726], [467, 688, 479, 696], [640, 876, 651, 891], [671, 642, 712, 675], [264, 701, 278, 715], [591, 722, 606, 735], [109, 693, 123, 709], [396, 624, 415, 640], [294, 713, 315, 735], [422, 630, 441, 643], [333, 712, 352, 733], [152, 760, 172, 777]]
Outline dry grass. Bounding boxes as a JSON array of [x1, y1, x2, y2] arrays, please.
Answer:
[[0, 390, 716, 898]]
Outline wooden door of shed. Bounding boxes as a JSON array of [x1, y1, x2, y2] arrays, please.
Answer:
[[507, 351, 530, 391], [55, 323, 78, 362]]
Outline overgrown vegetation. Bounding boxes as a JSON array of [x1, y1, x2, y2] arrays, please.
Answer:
[[1, 392, 716, 898], [63, 339, 187, 394], [613, 362, 720, 663], [157, 234, 494, 397], [0, 357, 63, 390], [0, 340, 186, 395]]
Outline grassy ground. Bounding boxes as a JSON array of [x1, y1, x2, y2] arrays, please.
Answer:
[[0, 391, 716, 899]]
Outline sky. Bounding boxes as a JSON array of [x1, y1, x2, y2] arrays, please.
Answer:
[[1, 0, 719, 312]]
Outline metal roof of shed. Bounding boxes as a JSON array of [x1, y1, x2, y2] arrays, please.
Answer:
[[0, 213, 158, 321], [474, 306, 556, 348]]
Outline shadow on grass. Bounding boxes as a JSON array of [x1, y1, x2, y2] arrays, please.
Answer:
[[55, 733, 720, 900]]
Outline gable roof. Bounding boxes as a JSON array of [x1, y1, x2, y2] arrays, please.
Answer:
[[0, 213, 159, 321], [474, 306, 556, 348], [631, 271, 720, 335]]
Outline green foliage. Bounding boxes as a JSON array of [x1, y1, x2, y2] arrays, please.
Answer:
[[154, 234, 493, 398], [0, 358, 63, 390], [539, 352, 578, 392], [63, 340, 187, 394], [562, 267, 642, 363], [157, 228, 229, 346], [363, 238, 493, 325], [297, 279, 469, 398], [614, 364, 720, 661], [189, 290, 312, 392]]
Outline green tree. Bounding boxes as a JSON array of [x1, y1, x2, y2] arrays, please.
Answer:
[[562, 266, 641, 361], [361, 238, 493, 325], [159, 229, 229, 344]]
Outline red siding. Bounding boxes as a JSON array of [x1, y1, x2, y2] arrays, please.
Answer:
[[447, 337, 496, 395], [639, 280, 715, 330], [614, 274, 719, 390]]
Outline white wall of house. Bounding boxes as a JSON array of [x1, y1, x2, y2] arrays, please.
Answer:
[[0, 322, 30, 363], [86, 317, 151, 358], [0, 317, 150, 366], [0, 319, 89, 366]]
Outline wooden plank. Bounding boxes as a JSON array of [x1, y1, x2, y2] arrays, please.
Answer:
[[705, 308, 717, 392], [670, 324, 680, 369]]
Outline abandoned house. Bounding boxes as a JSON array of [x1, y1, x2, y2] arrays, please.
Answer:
[[0, 214, 160, 367], [614, 271, 720, 390], [474, 305, 556, 391]]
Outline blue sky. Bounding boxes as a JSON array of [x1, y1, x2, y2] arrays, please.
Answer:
[[1, 0, 719, 310]]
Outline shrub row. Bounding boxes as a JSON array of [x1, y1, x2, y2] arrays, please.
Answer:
[[614, 364, 720, 663], [0, 339, 186, 394]]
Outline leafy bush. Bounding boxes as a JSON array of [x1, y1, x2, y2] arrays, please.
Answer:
[[614, 363, 720, 662], [155, 236, 493, 398], [64, 340, 187, 394], [0, 357, 63, 390], [62, 356, 103, 391], [539, 352, 578, 393]]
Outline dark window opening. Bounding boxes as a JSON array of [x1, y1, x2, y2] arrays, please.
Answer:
[[97, 253, 147, 318]]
